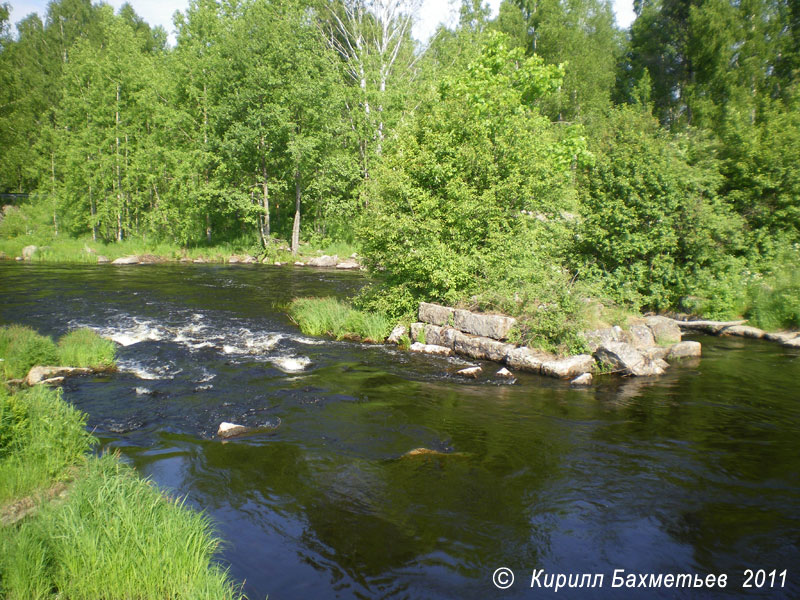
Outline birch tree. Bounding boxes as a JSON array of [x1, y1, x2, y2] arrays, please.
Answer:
[[324, 0, 422, 178]]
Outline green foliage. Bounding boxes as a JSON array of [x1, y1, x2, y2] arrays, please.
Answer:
[[0, 326, 58, 380], [56, 329, 116, 369], [289, 298, 392, 343], [0, 386, 93, 503], [574, 105, 743, 312], [358, 33, 587, 330], [1, 453, 242, 599], [743, 245, 800, 330]]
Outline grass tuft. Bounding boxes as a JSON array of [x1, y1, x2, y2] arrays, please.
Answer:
[[1, 454, 241, 599], [0, 385, 93, 504], [0, 326, 58, 380], [289, 297, 392, 343], [56, 328, 116, 370]]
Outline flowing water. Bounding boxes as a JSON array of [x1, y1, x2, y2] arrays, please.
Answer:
[[1, 263, 798, 599]]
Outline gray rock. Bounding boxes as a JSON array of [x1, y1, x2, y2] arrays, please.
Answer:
[[645, 316, 682, 345], [241, 255, 257, 264], [541, 354, 596, 379], [782, 336, 800, 348], [335, 260, 360, 270], [410, 323, 457, 348], [456, 366, 482, 378], [409, 342, 453, 357], [40, 376, 65, 385], [112, 255, 140, 265], [496, 367, 514, 379], [676, 319, 747, 334], [26, 366, 92, 386], [22, 245, 37, 260], [667, 340, 702, 359], [180, 257, 192, 263], [628, 321, 656, 349], [387, 324, 407, 345], [720, 325, 765, 339], [96, 255, 110, 264], [453, 308, 516, 341], [15, 256, 22, 261], [294, 261, 305, 266], [452, 330, 514, 362], [504, 347, 547, 373], [582, 326, 626, 352], [308, 254, 338, 267], [218, 422, 251, 439], [570, 373, 593, 386], [193, 257, 206, 263], [594, 342, 666, 377], [642, 346, 670, 361], [418, 303, 455, 327], [764, 331, 800, 343]]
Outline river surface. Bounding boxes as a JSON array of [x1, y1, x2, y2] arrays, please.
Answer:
[[1, 263, 798, 600]]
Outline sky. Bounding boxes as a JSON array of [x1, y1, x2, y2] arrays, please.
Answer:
[[6, 0, 637, 44]]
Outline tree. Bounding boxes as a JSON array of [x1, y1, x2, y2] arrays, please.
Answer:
[[357, 33, 588, 317]]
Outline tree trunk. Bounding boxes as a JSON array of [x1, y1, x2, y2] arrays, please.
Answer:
[[260, 157, 270, 247], [50, 152, 58, 236], [206, 213, 212, 243], [291, 170, 301, 255]]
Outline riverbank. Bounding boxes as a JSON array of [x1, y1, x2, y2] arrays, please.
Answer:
[[0, 234, 360, 269], [288, 298, 800, 382], [0, 326, 244, 599]]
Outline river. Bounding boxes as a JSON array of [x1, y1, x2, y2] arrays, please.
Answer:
[[1, 263, 798, 599]]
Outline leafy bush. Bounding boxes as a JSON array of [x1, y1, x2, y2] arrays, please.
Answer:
[[57, 328, 116, 369], [356, 33, 590, 351], [574, 105, 744, 312], [0, 325, 58, 380]]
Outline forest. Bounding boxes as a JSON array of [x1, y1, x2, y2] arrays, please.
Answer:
[[1, 0, 799, 347]]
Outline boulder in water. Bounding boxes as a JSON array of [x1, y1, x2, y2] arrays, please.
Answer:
[[112, 255, 140, 265], [456, 366, 482, 378], [22, 245, 37, 260], [667, 341, 702, 359], [26, 366, 92, 386], [570, 373, 593, 386], [218, 422, 251, 439]]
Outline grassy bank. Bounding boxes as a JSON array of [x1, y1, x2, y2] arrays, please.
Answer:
[[0, 228, 357, 267], [0, 325, 115, 380], [0, 333, 243, 598], [289, 297, 392, 343]]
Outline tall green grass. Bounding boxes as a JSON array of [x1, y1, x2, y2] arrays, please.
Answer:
[[0, 386, 93, 504], [745, 264, 800, 330], [0, 326, 58, 380], [56, 328, 116, 369], [289, 297, 392, 342], [1, 454, 242, 599]]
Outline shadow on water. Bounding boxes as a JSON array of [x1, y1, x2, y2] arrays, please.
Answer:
[[1, 263, 799, 599]]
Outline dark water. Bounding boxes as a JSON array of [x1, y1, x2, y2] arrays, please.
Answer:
[[1, 263, 798, 600]]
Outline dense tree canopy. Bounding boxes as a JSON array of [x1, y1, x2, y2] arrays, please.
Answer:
[[1, 0, 798, 328]]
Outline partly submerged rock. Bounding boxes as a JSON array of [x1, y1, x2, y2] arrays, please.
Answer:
[[456, 366, 482, 378], [496, 367, 514, 379], [335, 260, 360, 270], [541, 354, 596, 379], [720, 325, 765, 339], [667, 340, 702, 359], [26, 366, 92, 386], [452, 331, 514, 362], [96, 255, 110, 264], [570, 373, 593, 386], [217, 422, 251, 439], [409, 342, 453, 357], [594, 342, 666, 377], [387, 324, 407, 345], [503, 346, 548, 373], [112, 255, 140, 265], [22, 245, 37, 260], [308, 254, 338, 267], [781, 336, 800, 348], [675, 319, 747, 334]]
